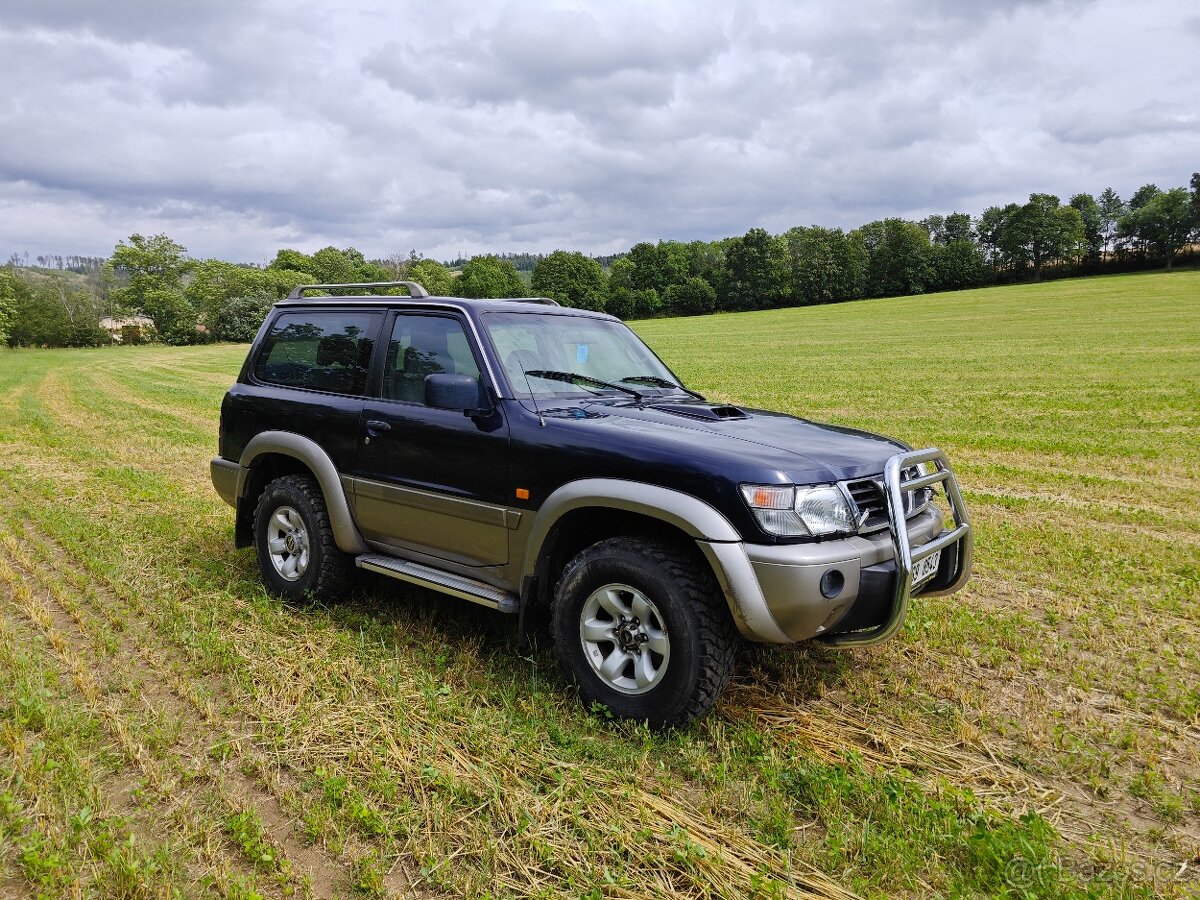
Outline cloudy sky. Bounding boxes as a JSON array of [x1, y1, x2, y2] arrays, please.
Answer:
[[1, 0, 1197, 264]]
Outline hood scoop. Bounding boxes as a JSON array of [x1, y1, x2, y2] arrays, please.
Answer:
[[651, 401, 750, 421]]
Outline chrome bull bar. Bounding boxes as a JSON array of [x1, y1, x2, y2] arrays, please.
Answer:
[[821, 447, 973, 647]]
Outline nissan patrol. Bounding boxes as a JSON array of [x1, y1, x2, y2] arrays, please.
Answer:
[[211, 281, 972, 726]]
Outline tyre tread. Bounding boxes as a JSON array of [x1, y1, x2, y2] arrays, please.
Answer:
[[553, 535, 737, 727], [254, 474, 352, 603]]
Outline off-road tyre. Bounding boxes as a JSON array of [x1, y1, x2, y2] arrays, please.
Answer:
[[551, 536, 737, 728], [254, 474, 352, 604]]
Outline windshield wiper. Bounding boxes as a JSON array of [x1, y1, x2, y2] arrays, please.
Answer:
[[619, 374, 706, 400], [524, 370, 643, 400]]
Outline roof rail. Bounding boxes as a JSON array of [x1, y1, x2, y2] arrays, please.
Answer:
[[284, 281, 429, 301], [513, 297, 560, 306]]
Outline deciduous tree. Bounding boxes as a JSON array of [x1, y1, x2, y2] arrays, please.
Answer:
[[722, 228, 786, 310], [1002, 195, 1083, 279], [213, 295, 273, 342], [531, 251, 607, 311], [457, 256, 525, 299], [852, 219, 932, 297], [0, 268, 15, 345], [1097, 188, 1124, 257], [143, 288, 201, 345], [1128, 183, 1160, 211], [108, 233, 193, 313], [6, 272, 106, 347], [1118, 187, 1196, 269], [267, 248, 314, 274], [1069, 193, 1103, 264], [406, 258, 454, 296], [662, 277, 716, 316], [942, 212, 974, 245], [782, 226, 857, 305]]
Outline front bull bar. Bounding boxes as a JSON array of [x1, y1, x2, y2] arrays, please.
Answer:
[[821, 447, 973, 647]]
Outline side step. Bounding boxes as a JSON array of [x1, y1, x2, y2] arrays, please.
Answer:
[[355, 554, 518, 613]]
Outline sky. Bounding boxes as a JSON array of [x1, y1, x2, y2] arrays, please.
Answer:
[[1, 0, 1197, 264]]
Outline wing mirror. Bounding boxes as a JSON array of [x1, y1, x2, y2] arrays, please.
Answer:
[[424, 373, 491, 417]]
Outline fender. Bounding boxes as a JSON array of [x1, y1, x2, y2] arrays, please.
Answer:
[[520, 478, 789, 642], [238, 431, 369, 555], [521, 479, 741, 581]]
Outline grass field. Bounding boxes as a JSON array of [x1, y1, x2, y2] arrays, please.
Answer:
[[0, 270, 1197, 899]]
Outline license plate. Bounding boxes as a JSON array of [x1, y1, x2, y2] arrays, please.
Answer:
[[912, 548, 941, 585]]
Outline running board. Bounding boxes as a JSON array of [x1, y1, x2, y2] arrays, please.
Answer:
[[355, 554, 518, 613]]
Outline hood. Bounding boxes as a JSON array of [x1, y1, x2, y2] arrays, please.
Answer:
[[545, 397, 906, 483]]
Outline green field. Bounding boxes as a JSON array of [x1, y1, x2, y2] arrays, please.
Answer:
[[0, 270, 1197, 899]]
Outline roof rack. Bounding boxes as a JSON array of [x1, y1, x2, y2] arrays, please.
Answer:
[[284, 281, 429, 301]]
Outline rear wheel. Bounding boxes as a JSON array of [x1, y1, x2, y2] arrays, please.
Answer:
[[254, 474, 351, 604], [551, 536, 736, 727]]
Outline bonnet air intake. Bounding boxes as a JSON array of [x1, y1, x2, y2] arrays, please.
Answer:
[[652, 402, 749, 421]]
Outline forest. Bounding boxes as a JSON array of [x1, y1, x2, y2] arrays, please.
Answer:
[[1, 176, 1197, 348]]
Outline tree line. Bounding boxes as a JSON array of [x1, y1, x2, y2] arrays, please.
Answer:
[[2, 174, 1197, 348]]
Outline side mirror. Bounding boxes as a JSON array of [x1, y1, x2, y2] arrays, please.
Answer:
[[425, 373, 490, 416]]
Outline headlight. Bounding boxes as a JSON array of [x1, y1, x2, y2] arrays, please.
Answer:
[[740, 483, 856, 537], [795, 485, 856, 535]]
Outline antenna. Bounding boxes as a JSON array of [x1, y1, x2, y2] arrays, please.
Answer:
[[515, 352, 545, 428]]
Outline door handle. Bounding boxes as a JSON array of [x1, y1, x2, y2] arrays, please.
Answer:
[[366, 420, 392, 437]]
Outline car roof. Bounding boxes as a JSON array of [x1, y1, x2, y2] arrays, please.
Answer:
[[273, 294, 618, 321]]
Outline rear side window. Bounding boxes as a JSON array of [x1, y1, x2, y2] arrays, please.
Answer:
[[253, 311, 382, 395]]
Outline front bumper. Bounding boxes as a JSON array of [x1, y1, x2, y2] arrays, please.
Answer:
[[700, 448, 973, 644]]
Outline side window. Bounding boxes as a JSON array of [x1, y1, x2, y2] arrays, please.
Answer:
[[383, 314, 481, 403], [253, 311, 381, 395]]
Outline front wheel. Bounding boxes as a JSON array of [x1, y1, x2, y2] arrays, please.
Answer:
[[551, 537, 737, 727]]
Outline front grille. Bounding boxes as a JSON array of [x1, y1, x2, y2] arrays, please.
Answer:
[[844, 467, 932, 533], [846, 479, 889, 530]]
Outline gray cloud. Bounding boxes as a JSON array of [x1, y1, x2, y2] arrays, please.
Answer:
[[0, 0, 1196, 263]]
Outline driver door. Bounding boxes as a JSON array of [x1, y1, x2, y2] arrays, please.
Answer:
[[353, 311, 512, 567]]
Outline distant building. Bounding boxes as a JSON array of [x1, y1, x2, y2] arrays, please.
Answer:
[[98, 315, 155, 343]]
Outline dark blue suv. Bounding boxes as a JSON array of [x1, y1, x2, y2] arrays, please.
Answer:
[[211, 281, 972, 726]]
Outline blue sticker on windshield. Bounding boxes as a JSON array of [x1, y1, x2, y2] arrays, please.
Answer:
[[576, 344, 589, 364]]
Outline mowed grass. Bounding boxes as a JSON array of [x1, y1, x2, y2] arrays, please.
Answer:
[[0, 269, 1196, 898]]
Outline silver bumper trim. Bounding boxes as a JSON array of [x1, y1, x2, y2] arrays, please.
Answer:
[[210, 457, 242, 508]]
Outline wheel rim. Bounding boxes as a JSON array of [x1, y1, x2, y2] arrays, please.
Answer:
[[266, 505, 310, 582], [579, 583, 670, 695]]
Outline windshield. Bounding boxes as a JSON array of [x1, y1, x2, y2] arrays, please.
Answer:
[[482, 312, 682, 399]]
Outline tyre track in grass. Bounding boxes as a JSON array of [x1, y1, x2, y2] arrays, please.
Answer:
[[10, 530, 855, 900], [0, 567, 264, 898], [0, 613, 131, 897], [2, 523, 423, 900], [72, 366, 215, 442], [84, 362, 222, 435], [0, 546, 369, 900], [141, 359, 242, 388], [1, 521, 427, 900], [0, 610, 257, 898], [1, 490, 858, 900], [28, 362, 218, 502]]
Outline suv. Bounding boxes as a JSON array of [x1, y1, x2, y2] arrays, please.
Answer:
[[211, 281, 972, 726]]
